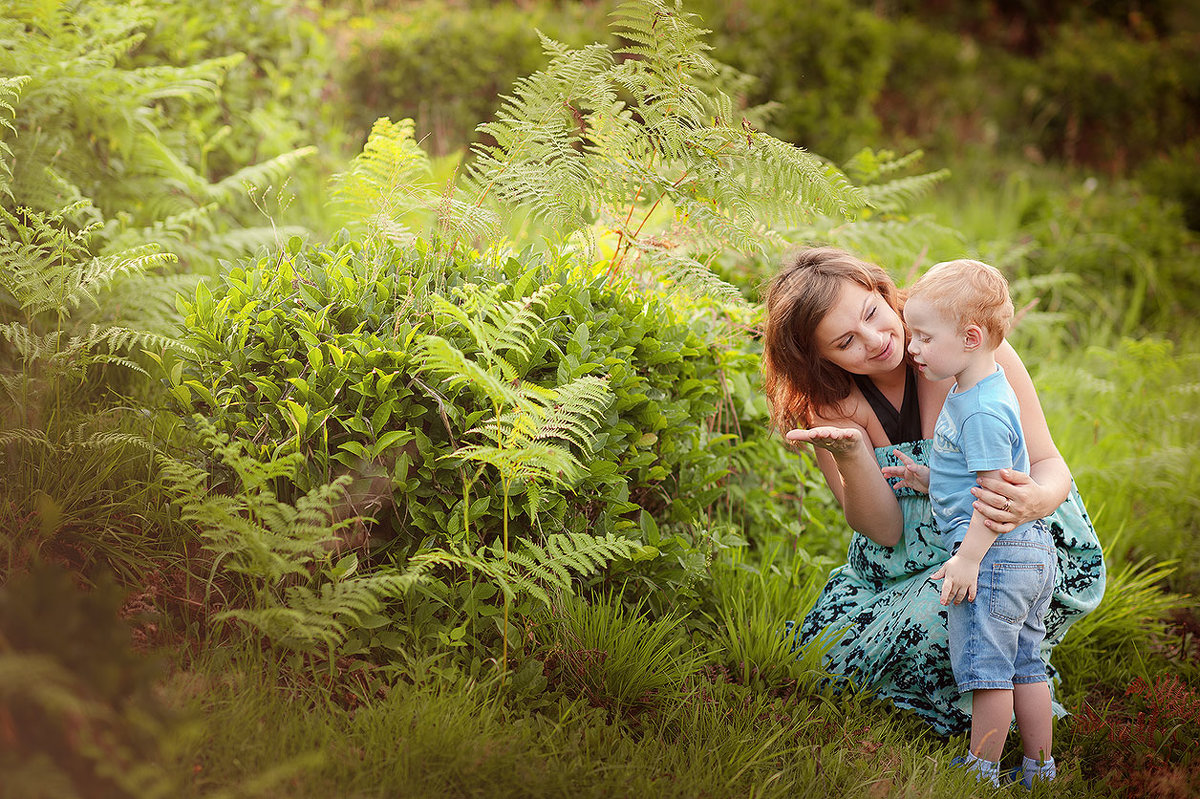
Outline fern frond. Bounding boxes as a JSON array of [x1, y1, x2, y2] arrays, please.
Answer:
[[0, 75, 30, 198], [465, 42, 615, 229], [0, 75, 29, 136], [434, 196, 502, 245], [612, 0, 718, 132], [157, 423, 348, 587], [738, 129, 867, 222], [0, 322, 40, 359], [417, 334, 523, 409], [127, 53, 244, 104], [843, 148, 928, 183], [333, 117, 435, 227], [506, 532, 641, 607], [71, 430, 152, 452], [68, 324, 177, 358], [99, 203, 218, 256], [85, 353, 148, 376], [640, 248, 747, 306], [274, 566, 428, 649], [65, 249, 177, 313], [486, 282, 559, 363], [207, 146, 319, 205], [453, 440, 585, 489], [860, 169, 951, 214], [532, 375, 614, 453], [216, 606, 344, 650]]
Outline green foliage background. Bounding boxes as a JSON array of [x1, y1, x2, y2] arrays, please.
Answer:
[[2, 0, 1199, 796]]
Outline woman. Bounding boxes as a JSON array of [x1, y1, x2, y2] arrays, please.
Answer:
[[762, 246, 1105, 735]]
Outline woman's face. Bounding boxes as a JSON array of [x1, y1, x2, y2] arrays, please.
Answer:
[[812, 281, 906, 375]]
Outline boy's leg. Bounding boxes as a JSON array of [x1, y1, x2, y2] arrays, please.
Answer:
[[970, 688, 1012, 763], [1013, 680, 1052, 761]]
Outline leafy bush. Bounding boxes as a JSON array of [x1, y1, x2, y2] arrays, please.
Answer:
[[341, 1, 606, 155], [1138, 138, 1200, 231], [1010, 22, 1200, 170], [689, 0, 891, 160], [166, 233, 755, 619], [0, 0, 322, 273], [1013, 181, 1200, 336]]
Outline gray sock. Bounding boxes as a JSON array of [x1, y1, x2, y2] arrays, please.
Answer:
[[964, 751, 1000, 782], [1022, 755, 1056, 783]]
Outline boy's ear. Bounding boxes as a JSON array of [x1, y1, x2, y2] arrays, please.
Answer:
[[962, 324, 984, 350]]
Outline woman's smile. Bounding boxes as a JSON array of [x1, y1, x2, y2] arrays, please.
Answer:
[[814, 282, 907, 375]]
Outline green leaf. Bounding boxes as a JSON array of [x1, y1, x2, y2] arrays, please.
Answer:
[[183, 380, 217, 407], [337, 441, 369, 461], [639, 511, 660, 545], [283, 400, 309, 436], [329, 553, 359, 580], [373, 429, 414, 455]]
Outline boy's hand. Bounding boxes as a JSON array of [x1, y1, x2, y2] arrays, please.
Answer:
[[881, 448, 930, 493], [785, 426, 863, 456], [930, 555, 980, 605]]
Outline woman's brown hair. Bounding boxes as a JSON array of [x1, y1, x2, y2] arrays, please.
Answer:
[[761, 247, 904, 432]]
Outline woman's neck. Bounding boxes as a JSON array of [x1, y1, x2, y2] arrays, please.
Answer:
[[863, 363, 909, 407]]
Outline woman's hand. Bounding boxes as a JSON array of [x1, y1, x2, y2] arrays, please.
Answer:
[[971, 469, 1049, 532], [785, 426, 863, 456], [881, 449, 930, 494]]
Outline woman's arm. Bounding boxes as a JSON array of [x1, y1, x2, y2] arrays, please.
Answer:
[[787, 419, 904, 546], [973, 342, 1072, 531]]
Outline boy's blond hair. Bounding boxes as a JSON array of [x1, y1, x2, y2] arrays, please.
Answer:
[[908, 259, 1014, 349]]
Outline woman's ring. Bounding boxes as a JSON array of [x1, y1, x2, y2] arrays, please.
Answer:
[[1002, 499, 1011, 512]]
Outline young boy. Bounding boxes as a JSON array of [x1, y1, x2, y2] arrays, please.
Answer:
[[892, 259, 1057, 788]]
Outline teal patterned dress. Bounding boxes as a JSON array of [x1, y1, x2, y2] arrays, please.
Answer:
[[784, 439, 1107, 736]]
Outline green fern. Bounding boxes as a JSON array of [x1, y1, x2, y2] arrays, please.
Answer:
[[441, 0, 866, 303], [331, 117, 446, 244], [790, 147, 955, 265], [441, 533, 640, 613], [414, 280, 619, 671], [158, 420, 431, 653], [0, 5, 318, 274], [509, 533, 641, 606], [223, 568, 430, 652], [0, 75, 29, 199]]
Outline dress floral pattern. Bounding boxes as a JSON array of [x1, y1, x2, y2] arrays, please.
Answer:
[[784, 439, 1107, 736]]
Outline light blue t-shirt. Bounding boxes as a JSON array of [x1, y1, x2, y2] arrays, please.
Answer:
[[929, 366, 1034, 547]]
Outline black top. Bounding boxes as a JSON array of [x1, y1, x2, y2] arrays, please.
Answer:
[[852, 366, 923, 445]]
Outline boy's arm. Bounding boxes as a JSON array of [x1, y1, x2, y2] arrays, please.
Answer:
[[931, 468, 1003, 605]]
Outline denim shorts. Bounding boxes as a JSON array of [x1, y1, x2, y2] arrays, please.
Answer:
[[947, 520, 1057, 692]]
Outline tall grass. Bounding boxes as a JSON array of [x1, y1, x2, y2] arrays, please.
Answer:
[[1030, 337, 1200, 591]]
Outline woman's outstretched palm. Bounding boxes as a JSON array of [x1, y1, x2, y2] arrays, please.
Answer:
[[785, 426, 864, 456]]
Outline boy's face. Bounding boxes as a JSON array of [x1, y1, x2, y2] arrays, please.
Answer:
[[903, 297, 971, 382]]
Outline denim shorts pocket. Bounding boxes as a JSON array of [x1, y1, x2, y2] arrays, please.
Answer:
[[988, 562, 1046, 624]]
